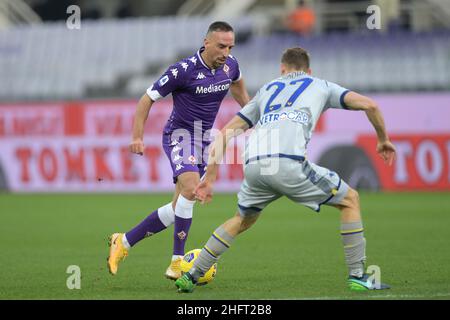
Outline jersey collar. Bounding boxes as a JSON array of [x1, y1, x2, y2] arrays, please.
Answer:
[[197, 47, 221, 75], [197, 47, 212, 70]]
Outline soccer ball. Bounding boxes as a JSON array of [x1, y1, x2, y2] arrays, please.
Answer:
[[180, 249, 217, 285]]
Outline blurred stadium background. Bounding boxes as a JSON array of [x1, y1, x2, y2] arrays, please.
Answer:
[[0, 0, 449, 192], [0, 0, 449, 300]]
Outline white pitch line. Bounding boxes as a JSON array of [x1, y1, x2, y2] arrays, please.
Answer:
[[267, 292, 450, 300]]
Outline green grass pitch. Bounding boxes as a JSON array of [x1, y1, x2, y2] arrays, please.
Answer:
[[0, 192, 449, 300]]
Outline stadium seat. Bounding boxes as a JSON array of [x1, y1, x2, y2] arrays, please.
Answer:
[[0, 17, 448, 100]]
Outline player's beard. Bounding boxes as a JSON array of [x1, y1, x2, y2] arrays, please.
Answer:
[[214, 58, 226, 69]]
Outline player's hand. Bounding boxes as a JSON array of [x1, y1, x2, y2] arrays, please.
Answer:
[[377, 140, 396, 166], [129, 139, 144, 155], [194, 180, 213, 204]]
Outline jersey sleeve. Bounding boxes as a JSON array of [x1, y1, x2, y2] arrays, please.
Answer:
[[146, 62, 188, 101], [233, 68, 242, 82], [236, 90, 261, 128], [325, 81, 351, 110]]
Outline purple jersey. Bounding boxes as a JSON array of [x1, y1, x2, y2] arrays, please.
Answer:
[[146, 47, 241, 183], [146, 47, 241, 136]]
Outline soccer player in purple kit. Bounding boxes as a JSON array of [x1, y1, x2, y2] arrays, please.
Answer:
[[107, 21, 250, 280]]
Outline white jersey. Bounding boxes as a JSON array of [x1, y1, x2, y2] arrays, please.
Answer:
[[237, 71, 350, 164]]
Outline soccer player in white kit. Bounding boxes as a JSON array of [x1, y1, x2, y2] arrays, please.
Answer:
[[175, 47, 396, 293]]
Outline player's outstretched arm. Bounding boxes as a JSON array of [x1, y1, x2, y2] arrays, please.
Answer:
[[194, 116, 249, 203], [230, 78, 250, 108], [343, 91, 396, 165], [129, 94, 154, 155]]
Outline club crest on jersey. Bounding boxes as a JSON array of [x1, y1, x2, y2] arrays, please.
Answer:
[[223, 64, 230, 77]]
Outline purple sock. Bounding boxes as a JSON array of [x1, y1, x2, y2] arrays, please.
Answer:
[[173, 216, 192, 256], [125, 210, 167, 247]]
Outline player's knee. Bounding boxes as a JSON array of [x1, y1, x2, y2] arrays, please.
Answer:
[[178, 177, 200, 200], [178, 179, 198, 200], [180, 185, 197, 200], [346, 188, 360, 209]]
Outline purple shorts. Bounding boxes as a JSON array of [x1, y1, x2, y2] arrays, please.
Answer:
[[162, 133, 208, 184]]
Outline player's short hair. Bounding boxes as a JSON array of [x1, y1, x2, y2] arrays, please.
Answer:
[[281, 47, 310, 71], [206, 21, 234, 35]]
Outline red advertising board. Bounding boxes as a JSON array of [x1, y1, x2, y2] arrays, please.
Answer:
[[1, 93, 449, 192]]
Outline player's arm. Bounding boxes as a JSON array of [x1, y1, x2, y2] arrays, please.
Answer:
[[343, 91, 396, 165], [129, 94, 154, 155], [230, 78, 250, 108], [130, 61, 184, 155], [194, 116, 249, 203]]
